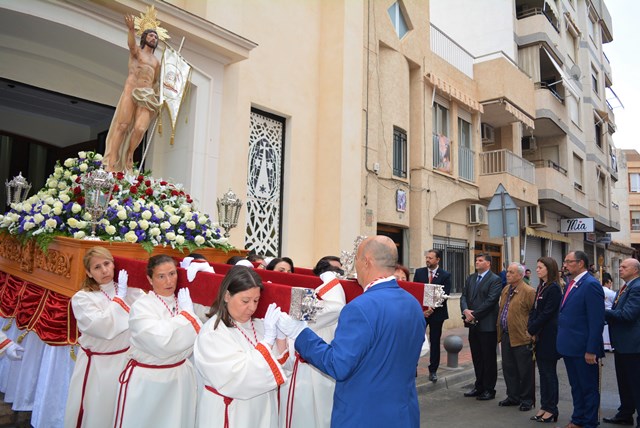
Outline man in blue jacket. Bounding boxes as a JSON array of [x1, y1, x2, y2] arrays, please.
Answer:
[[557, 250, 605, 428], [278, 235, 426, 427], [603, 258, 640, 427]]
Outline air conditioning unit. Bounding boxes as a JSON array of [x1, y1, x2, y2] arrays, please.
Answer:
[[469, 204, 488, 225], [527, 206, 546, 227], [481, 123, 495, 145], [522, 136, 537, 152]]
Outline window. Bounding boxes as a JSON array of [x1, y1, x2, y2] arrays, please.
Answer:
[[591, 65, 599, 96], [432, 102, 449, 170], [393, 127, 407, 178], [388, 2, 409, 39], [458, 118, 473, 181], [597, 171, 607, 205], [573, 154, 583, 190], [458, 118, 471, 149], [630, 173, 640, 193], [632, 211, 640, 232], [433, 102, 449, 136], [595, 120, 603, 149]]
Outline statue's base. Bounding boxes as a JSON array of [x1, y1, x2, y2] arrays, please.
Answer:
[[0, 233, 245, 297]]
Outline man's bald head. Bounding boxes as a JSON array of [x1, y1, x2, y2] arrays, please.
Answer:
[[356, 236, 398, 286]]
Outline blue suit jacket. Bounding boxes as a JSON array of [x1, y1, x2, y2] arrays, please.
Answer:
[[605, 277, 640, 354], [557, 273, 605, 358], [295, 279, 426, 428]]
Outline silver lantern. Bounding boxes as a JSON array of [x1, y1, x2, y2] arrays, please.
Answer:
[[5, 172, 32, 205], [82, 167, 115, 240], [217, 189, 242, 238]]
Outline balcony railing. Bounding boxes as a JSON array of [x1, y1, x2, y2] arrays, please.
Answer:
[[430, 24, 474, 78], [458, 146, 475, 182], [531, 159, 567, 175], [480, 150, 535, 184], [516, 6, 560, 33]]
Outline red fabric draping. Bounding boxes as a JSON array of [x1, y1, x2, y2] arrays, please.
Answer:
[[14, 282, 46, 329], [0, 273, 26, 317]]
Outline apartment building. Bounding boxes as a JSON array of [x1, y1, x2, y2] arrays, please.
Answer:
[[432, 0, 623, 284]]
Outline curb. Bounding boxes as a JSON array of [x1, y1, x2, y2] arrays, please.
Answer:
[[417, 358, 503, 395]]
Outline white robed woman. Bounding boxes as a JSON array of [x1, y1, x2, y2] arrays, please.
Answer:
[[64, 246, 144, 428], [113, 254, 202, 428], [194, 265, 288, 428]]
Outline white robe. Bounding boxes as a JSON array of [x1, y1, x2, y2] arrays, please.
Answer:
[[279, 278, 346, 428], [194, 315, 287, 428], [114, 291, 202, 428], [64, 282, 145, 428]]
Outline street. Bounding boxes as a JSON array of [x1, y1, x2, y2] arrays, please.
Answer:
[[419, 352, 623, 427]]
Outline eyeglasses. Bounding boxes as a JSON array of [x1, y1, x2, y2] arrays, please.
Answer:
[[563, 259, 578, 264]]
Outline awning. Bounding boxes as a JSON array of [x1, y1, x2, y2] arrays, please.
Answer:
[[425, 72, 484, 113], [541, 46, 581, 100], [504, 100, 535, 129], [525, 226, 571, 243], [564, 12, 581, 37]]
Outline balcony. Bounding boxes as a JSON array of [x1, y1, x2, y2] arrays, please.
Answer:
[[516, 9, 561, 48], [533, 87, 569, 137], [430, 24, 474, 78], [478, 150, 537, 206]]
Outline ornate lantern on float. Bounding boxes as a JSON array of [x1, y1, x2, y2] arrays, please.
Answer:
[[216, 189, 243, 238], [82, 167, 115, 240], [5, 172, 32, 205]]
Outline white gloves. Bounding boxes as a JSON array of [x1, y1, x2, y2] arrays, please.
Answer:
[[6, 342, 24, 361], [177, 288, 194, 313], [277, 312, 308, 340], [262, 303, 281, 346], [186, 261, 215, 282], [116, 269, 128, 299], [320, 271, 338, 284]]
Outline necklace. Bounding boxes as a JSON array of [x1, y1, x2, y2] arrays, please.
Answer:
[[154, 292, 178, 317], [100, 283, 115, 301], [233, 320, 258, 346]]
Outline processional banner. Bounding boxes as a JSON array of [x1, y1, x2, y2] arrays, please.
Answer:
[[160, 45, 192, 145]]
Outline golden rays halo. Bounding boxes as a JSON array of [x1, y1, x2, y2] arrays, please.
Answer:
[[134, 5, 170, 41]]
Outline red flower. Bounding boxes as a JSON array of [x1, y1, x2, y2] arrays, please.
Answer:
[[75, 177, 82, 183], [160, 181, 167, 186], [161, 194, 167, 200], [73, 186, 81, 195], [116, 172, 125, 180], [145, 187, 153, 196], [76, 196, 85, 205], [113, 184, 120, 192], [186, 198, 193, 203], [137, 175, 144, 182], [145, 180, 151, 187], [171, 190, 179, 196], [130, 186, 138, 194]]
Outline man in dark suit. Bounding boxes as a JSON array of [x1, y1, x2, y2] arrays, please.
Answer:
[[413, 248, 452, 382], [603, 258, 640, 427], [557, 250, 605, 428], [460, 253, 503, 401]]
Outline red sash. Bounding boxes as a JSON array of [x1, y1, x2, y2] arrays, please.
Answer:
[[205, 385, 234, 428]]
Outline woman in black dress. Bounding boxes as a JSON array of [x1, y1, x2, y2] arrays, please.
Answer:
[[527, 256, 563, 423]]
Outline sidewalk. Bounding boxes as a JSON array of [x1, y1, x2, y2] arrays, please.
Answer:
[[416, 326, 494, 395]]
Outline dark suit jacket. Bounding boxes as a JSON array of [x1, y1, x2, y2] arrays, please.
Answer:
[[605, 276, 640, 354], [557, 272, 605, 358], [413, 266, 451, 321], [460, 270, 502, 332], [527, 281, 562, 360]]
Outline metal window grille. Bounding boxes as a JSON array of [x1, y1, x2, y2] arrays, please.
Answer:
[[433, 242, 469, 293], [393, 127, 407, 178]]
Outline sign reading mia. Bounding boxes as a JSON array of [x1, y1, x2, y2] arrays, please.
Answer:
[[560, 218, 594, 233]]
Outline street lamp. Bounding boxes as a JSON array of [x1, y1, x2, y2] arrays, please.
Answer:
[[82, 167, 115, 240], [5, 172, 32, 205], [217, 189, 242, 238]]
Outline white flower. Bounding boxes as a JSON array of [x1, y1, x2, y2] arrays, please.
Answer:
[[150, 227, 161, 236], [60, 194, 70, 203], [186, 220, 196, 230], [109, 199, 119, 207], [71, 174, 78, 182], [94, 153, 103, 160], [45, 218, 57, 228], [53, 201, 63, 209], [67, 218, 79, 228], [105, 225, 116, 235], [164, 206, 175, 215], [160, 221, 171, 230], [77, 221, 87, 229], [117, 210, 127, 220], [41, 205, 52, 215], [132, 202, 141, 213], [33, 213, 45, 224], [44, 197, 55, 205], [63, 170, 71, 179], [83, 213, 92, 221], [205, 229, 212, 238], [64, 158, 74, 167], [79, 163, 88, 172], [71, 203, 82, 214], [129, 221, 138, 229], [78, 151, 87, 159], [141, 210, 152, 220], [155, 210, 165, 219], [23, 221, 35, 231], [180, 204, 190, 214], [194, 235, 205, 245], [175, 235, 185, 245], [198, 215, 208, 225], [54, 167, 63, 177], [22, 203, 32, 212], [73, 231, 86, 239], [53, 206, 62, 216], [58, 182, 67, 190], [169, 215, 180, 225], [139, 219, 149, 230], [165, 232, 176, 241], [124, 231, 138, 243]]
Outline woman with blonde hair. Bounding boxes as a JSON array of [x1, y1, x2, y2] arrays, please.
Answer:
[[64, 246, 144, 428]]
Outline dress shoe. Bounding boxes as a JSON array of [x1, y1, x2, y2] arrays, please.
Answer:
[[519, 403, 533, 411], [537, 412, 558, 423], [463, 388, 481, 397], [429, 372, 438, 382], [476, 391, 496, 401], [602, 415, 634, 425], [498, 398, 520, 407]]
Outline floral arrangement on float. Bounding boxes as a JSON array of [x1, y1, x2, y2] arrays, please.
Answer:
[[0, 151, 231, 253]]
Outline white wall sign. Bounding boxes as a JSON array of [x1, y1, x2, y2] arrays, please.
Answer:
[[560, 218, 594, 233]]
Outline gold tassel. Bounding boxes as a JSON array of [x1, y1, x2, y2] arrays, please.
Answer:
[[70, 345, 77, 362], [2, 318, 13, 331], [158, 113, 163, 135], [16, 330, 28, 344], [170, 132, 175, 146]]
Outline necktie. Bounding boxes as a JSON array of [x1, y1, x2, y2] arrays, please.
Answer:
[[476, 274, 483, 284], [500, 287, 515, 331], [561, 279, 576, 307], [613, 283, 627, 307], [428, 270, 433, 283]]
